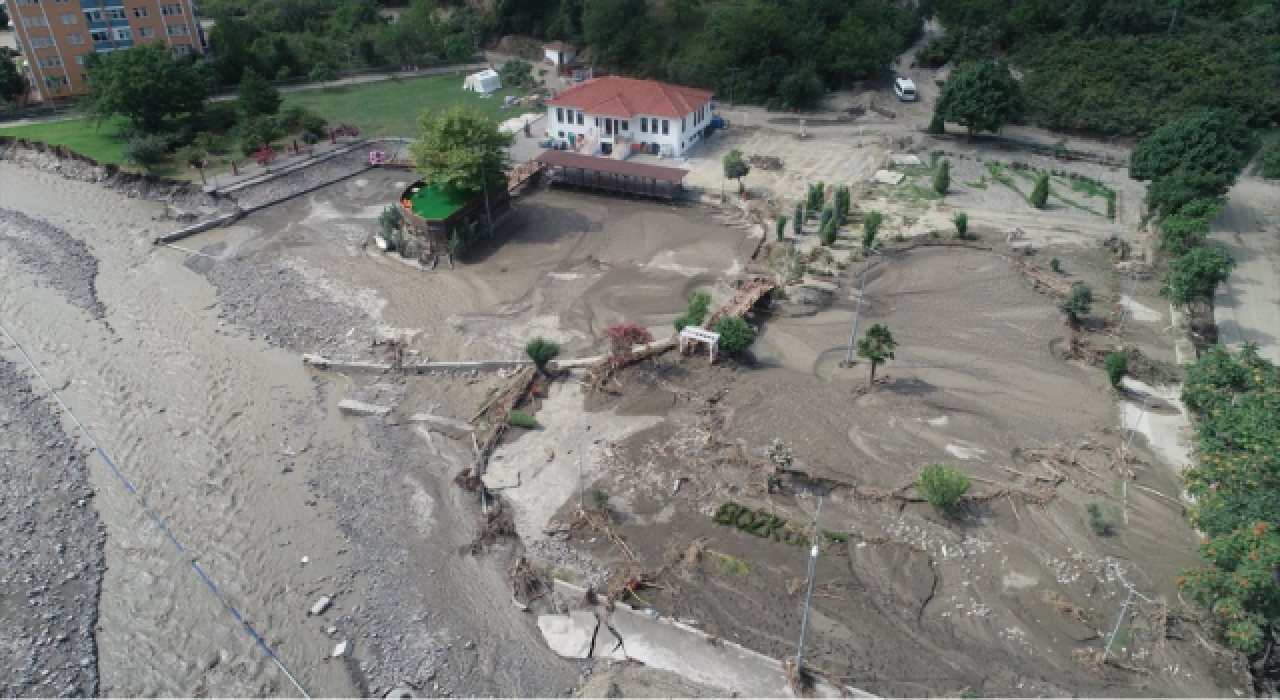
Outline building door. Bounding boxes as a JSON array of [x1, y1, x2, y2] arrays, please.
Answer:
[[605, 119, 613, 136]]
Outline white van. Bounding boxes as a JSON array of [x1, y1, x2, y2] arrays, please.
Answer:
[[893, 78, 918, 102]]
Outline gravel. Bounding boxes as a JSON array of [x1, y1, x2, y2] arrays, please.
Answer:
[[0, 208, 105, 319], [229, 140, 400, 212], [0, 357, 106, 698]]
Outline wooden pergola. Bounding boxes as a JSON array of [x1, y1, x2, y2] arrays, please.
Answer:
[[536, 149, 689, 199]]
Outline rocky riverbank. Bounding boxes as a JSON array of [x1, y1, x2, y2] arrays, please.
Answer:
[[0, 357, 106, 697]]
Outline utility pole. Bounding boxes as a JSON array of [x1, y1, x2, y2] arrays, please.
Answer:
[[476, 143, 494, 237], [577, 425, 591, 510], [843, 247, 880, 366], [726, 68, 741, 108], [794, 496, 824, 674]]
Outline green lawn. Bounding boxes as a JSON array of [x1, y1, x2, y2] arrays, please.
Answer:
[[0, 115, 130, 166], [281, 72, 536, 138]]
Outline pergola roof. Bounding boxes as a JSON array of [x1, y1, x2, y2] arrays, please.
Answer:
[[536, 150, 689, 183]]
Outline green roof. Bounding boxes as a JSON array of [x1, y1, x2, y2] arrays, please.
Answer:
[[407, 182, 471, 220]]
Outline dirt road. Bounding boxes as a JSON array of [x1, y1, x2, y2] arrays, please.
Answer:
[[1213, 177, 1280, 363]]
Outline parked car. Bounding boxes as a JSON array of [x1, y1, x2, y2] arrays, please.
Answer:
[[893, 77, 918, 102]]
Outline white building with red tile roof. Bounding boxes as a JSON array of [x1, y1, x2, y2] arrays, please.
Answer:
[[546, 76, 715, 159]]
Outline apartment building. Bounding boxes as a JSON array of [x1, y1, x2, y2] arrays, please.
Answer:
[[5, 0, 205, 102]]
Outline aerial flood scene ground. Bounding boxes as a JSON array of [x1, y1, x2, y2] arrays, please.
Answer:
[[3, 1, 1280, 698]]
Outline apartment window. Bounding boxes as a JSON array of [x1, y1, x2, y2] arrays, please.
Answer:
[[556, 108, 563, 123], [40, 56, 64, 68], [30, 37, 57, 48], [167, 24, 189, 36], [133, 7, 149, 18], [139, 27, 155, 38], [83, 9, 102, 21], [661, 120, 669, 135], [106, 8, 127, 20], [171, 45, 192, 56], [44, 75, 69, 88], [22, 16, 50, 28], [67, 33, 84, 45], [90, 29, 110, 41], [113, 27, 132, 40], [640, 117, 647, 133], [621, 121, 628, 131], [594, 117, 600, 127], [60, 13, 77, 24], [558, 131, 564, 139], [576, 112, 583, 126], [74, 54, 86, 64], [14, 0, 41, 6], [56, 0, 72, 3], [162, 4, 184, 15]]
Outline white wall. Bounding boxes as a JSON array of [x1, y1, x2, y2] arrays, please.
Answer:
[[544, 47, 576, 65], [546, 99, 713, 157]]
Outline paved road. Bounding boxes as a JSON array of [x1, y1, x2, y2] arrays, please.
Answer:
[[1212, 177, 1280, 363]]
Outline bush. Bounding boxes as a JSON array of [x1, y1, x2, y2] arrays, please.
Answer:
[[124, 134, 169, 169], [918, 464, 971, 516], [933, 159, 950, 194], [193, 131, 227, 155], [673, 291, 712, 332], [1105, 351, 1128, 388], [524, 336, 560, 374], [1060, 283, 1093, 325], [508, 410, 538, 429], [237, 115, 283, 156], [862, 210, 883, 249], [591, 489, 610, 511], [953, 211, 968, 238], [793, 203, 803, 235], [820, 219, 838, 246], [1086, 503, 1116, 536], [176, 145, 208, 168], [1049, 257, 1061, 272], [1030, 172, 1050, 209], [927, 112, 945, 135], [714, 317, 755, 357], [775, 214, 788, 242]]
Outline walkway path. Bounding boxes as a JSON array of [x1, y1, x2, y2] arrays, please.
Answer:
[[1212, 177, 1280, 364]]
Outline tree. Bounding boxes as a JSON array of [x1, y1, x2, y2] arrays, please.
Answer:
[[1059, 283, 1092, 328], [793, 202, 803, 236], [933, 59, 1023, 137], [410, 106, 514, 197], [525, 337, 561, 374], [1105, 351, 1128, 388], [856, 324, 896, 383], [918, 464, 971, 516], [715, 317, 755, 357], [499, 60, 534, 88], [1129, 109, 1253, 184], [238, 69, 282, 118], [862, 211, 883, 250], [775, 215, 788, 242], [124, 134, 169, 170], [0, 54, 26, 108], [933, 159, 950, 195], [308, 61, 338, 87], [953, 211, 969, 238], [1161, 244, 1236, 308], [723, 149, 750, 191], [584, 0, 651, 71], [1030, 172, 1050, 208], [666, 0, 702, 22], [927, 113, 945, 134], [84, 44, 206, 132]]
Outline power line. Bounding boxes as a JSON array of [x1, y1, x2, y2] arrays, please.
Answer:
[[0, 321, 312, 699]]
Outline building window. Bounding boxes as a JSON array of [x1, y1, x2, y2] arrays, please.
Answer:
[[106, 8, 127, 20], [640, 117, 647, 133], [56, 0, 72, 3], [621, 121, 628, 131], [83, 9, 102, 21], [30, 37, 57, 48], [74, 54, 86, 64], [22, 16, 50, 28], [171, 45, 192, 56], [558, 131, 564, 139], [67, 33, 84, 45], [60, 13, 77, 24], [139, 27, 155, 38], [15, 0, 42, 6], [40, 56, 64, 68], [167, 24, 189, 36], [661, 120, 669, 135], [162, 4, 184, 15], [681, 117, 686, 132], [113, 27, 132, 40], [90, 29, 110, 42], [576, 112, 583, 126], [556, 108, 563, 123], [44, 75, 70, 88], [133, 7, 149, 17], [595, 118, 600, 127]]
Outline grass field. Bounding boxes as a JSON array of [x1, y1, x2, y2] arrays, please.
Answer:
[[281, 72, 536, 138], [0, 116, 130, 167]]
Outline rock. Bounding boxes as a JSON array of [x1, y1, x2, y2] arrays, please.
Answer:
[[310, 596, 333, 616], [332, 639, 352, 658], [536, 612, 598, 659], [339, 400, 392, 417]]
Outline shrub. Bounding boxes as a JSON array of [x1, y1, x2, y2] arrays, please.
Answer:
[[1161, 244, 1236, 308], [1086, 503, 1115, 536], [927, 112, 945, 135], [508, 410, 538, 429], [918, 464, 971, 516], [1106, 194, 1116, 219], [953, 211, 969, 238], [862, 211, 883, 249], [821, 219, 838, 246], [674, 291, 712, 331], [1030, 172, 1050, 209], [1105, 351, 1128, 388], [714, 317, 755, 357], [1049, 257, 1060, 272], [176, 145, 208, 168], [525, 336, 560, 374], [124, 134, 169, 169], [1060, 283, 1093, 326], [193, 131, 226, 155], [933, 159, 950, 194], [1257, 141, 1280, 179], [591, 489, 610, 511], [603, 322, 653, 365], [775, 214, 788, 242]]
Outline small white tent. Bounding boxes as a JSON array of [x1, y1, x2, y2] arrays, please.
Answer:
[[463, 69, 502, 94]]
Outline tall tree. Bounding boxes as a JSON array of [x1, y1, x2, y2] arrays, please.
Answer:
[[933, 59, 1024, 137], [410, 105, 514, 197], [723, 149, 750, 191], [584, 0, 651, 71], [0, 54, 26, 108], [1161, 244, 1236, 308], [237, 69, 282, 118], [857, 324, 897, 383], [84, 44, 206, 132], [1130, 109, 1253, 184]]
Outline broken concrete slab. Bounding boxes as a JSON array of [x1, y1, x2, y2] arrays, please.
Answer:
[[339, 399, 392, 417], [481, 461, 520, 490], [873, 169, 906, 185], [537, 611, 599, 659], [309, 596, 332, 615], [888, 153, 923, 166], [407, 413, 474, 433]]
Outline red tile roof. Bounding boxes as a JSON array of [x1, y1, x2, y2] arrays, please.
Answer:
[[543, 41, 575, 52], [547, 76, 713, 119]]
